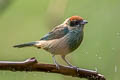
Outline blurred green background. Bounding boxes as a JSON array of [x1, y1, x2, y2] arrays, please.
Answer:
[[0, 0, 120, 80]]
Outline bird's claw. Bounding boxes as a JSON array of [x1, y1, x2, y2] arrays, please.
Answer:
[[70, 66, 78, 68], [69, 66, 79, 72], [55, 64, 60, 69]]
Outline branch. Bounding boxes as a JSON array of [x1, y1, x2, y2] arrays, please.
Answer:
[[0, 57, 105, 80]]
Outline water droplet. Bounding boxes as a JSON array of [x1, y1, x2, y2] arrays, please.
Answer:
[[115, 65, 117, 72], [85, 52, 88, 54], [116, 32, 120, 38], [96, 54, 98, 57], [98, 57, 102, 60], [112, 48, 115, 51]]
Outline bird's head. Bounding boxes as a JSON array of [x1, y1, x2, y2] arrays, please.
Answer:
[[64, 16, 88, 29]]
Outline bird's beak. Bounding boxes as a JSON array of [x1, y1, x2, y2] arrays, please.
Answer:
[[81, 20, 88, 24]]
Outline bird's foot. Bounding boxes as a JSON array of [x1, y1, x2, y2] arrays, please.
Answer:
[[55, 64, 60, 69], [68, 65, 79, 71], [70, 65, 78, 69]]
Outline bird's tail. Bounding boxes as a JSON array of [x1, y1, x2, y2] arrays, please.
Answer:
[[13, 42, 39, 48]]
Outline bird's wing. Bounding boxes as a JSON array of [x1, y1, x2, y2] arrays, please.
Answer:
[[40, 25, 69, 40]]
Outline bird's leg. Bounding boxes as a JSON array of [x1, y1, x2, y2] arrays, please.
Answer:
[[61, 55, 78, 70], [52, 55, 60, 69], [61, 55, 73, 67]]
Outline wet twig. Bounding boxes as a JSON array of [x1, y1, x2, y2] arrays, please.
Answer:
[[0, 57, 106, 80]]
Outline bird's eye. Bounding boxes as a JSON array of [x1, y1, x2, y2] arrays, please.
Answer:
[[75, 21, 79, 25], [70, 20, 80, 27]]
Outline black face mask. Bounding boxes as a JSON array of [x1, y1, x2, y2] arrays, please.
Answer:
[[70, 20, 81, 27]]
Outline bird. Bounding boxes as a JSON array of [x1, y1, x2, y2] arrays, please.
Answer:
[[13, 16, 88, 69]]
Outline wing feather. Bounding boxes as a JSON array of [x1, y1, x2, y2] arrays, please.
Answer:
[[40, 25, 69, 40]]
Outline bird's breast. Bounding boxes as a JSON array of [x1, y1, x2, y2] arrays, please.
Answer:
[[66, 30, 83, 53], [43, 30, 83, 55]]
